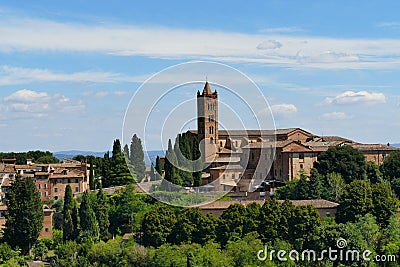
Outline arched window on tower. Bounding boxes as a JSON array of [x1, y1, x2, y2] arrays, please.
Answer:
[[210, 137, 214, 144], [209, 126, 214, 134]]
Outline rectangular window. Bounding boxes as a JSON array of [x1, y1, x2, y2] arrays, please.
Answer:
[[75, 179, 79, 183], [75, 187, 79, 192], [299, 153, 304, 160], [44, 184, 48, 189], [45, 192, 48, 197], [38, 184, 41, 189], [54, 188, 58, 193]]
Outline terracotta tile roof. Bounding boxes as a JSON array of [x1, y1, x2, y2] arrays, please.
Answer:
[[0, 164, 16, 173], [193, 199, 338, 210], [277, 199, 339, 209], [347, 143, 398, 151], [210, 164, 244, 171], [0, 205, 7, 211], [319, 136, 354, 142]]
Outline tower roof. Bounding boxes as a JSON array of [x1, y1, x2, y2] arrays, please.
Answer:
[[203, 81, 212, 95]]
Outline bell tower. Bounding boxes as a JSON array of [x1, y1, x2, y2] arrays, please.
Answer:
[[197, 82, 218, 163]]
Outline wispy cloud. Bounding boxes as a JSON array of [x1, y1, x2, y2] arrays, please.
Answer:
[[376, 22, 400, 29], [0, 66, 141, 85], [2, 89, 84, 118], [270, 103, 298, 116], [320, 112, 347, 120], [258, 26, 303, 34], [324, 91, 386, 105], [81, 90, 129, 98], [1, 15, 400, 69]]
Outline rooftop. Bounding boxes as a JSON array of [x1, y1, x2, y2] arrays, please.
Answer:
[[193, 199, 339, 210]]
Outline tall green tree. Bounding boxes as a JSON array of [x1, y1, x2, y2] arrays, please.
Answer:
[[381, 150, 400, 181], [371, 183, 399, 226], [101, 152, 111, 188], [142, 205, 178, 247], [150, 163, 156, 181], [366, 161, 383, 184], [216, 203, 248, 245], [175, 134, 193, 186], [110, 139, 135, 185], [79, 191, 100, 242], [123, 144, 130, 160], [155, 156, 162, 177], [4, 176, 43, 254], [288, 205, 321, 250], [336, 180, 373, 223], [314, 145, 367, 183], [63, 185, 79, 242], [164, 139, 182, 187], [191, 136, 202, 187], [94, 188, 110, 241], [89, 160, 95, 190], [130, 134, 146, 180]]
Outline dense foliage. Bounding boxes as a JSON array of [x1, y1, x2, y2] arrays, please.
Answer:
[[3, 176, 44, 254], [0, 150, 59, 164]]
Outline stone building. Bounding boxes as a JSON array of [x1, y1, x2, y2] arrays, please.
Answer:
[[0, 158, 90, 203], [186, 82, 398, 195]]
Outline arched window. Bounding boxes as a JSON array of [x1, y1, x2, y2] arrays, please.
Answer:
[[210, 137, 214, 144]]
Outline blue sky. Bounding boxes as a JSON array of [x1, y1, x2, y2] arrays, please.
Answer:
[[0, 1, 400, 152]]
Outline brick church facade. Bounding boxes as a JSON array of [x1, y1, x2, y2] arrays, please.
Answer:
[[186, 82, 397, 194]]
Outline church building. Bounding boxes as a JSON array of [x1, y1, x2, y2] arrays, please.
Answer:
[[186, 82, 397, 196]]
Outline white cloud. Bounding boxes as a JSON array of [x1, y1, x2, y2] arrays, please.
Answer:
[[376, 22, 400, 29], [320, 112, 347, 120], [82, 90, 130, 98], [3, 89, 84, 118], [270, 103, 298, 116], [1, 16, 400, 69], [0, 66, 139, 85], [258, 26, 303, 33], [325, 91, 386, 105], [257, 40, 282, 50]]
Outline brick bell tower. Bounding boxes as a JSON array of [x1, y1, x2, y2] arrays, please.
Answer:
[[197, 81, 218, 163]]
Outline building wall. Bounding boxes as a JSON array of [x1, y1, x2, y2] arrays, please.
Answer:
[[39, 210, 54, 239], [363, 150, 388, 165], [50, 178, 86, 200]]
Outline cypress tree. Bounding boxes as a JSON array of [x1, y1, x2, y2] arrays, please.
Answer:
[[130, 134, 146, 180], [123, 144, 130, 160], [150, 163, 156, 181], [164, 139, 182, 186], [112, 139, 122, 162], [79, 191, 100, 242], [101, 152, 111, 188], [192, 136, 202, 187], [176, 134, 193, 186], [110, 139, 135, 185], [89, 160, 95, 190], [155, 156, 162, 177], [94, 188, 110, 241], [4, 176, 43, 254], [63, 185, 78, 241]]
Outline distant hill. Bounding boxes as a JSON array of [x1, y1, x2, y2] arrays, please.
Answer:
[[53, 150, 165, 166], [392, 143, 400, 148]]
